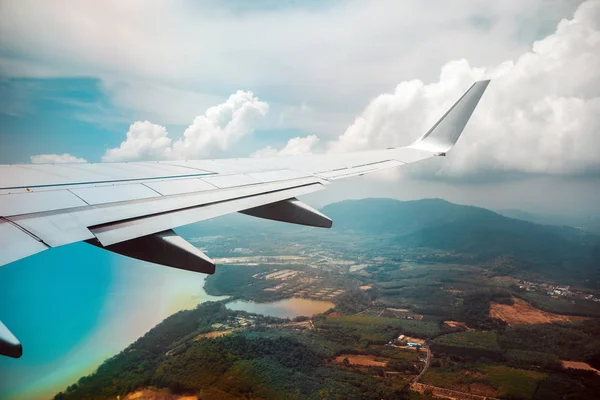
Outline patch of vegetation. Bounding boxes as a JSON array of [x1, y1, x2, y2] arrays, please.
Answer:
[[532, 370, 600, 400], [432, 331, 500, 352], [421, 366, 490, 391], [315, 315, 440, 344], [498, 319, 600, 369], [456, 290, 511, 330], [204, 265, 286, 301], [504, 350, 562, 370], [519, 292, 600, 318], [53, 302, 416, 400], [484, 365, 546, 399]]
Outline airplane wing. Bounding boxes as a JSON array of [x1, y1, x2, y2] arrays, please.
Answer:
[[0, 80, 489, 357]]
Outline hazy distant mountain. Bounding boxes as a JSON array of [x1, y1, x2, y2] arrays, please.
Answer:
[[322, 199, 600, 284], [497, 209, 600, 234], [176, 198, 600, 285]]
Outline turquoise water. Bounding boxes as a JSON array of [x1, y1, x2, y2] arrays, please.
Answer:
[[226, 298, 335, 319], [0, 243, 224, 400]]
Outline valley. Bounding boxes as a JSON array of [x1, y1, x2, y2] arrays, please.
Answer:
[[54, 199, 600, 399]]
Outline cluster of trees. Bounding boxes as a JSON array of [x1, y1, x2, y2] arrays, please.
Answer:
[[499, 319, 600, 369], [455, 289, 511, 330], [54, 301, 422, 400]]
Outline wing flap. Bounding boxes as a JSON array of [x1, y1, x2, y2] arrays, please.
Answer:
[[0, 320, 22, 359], [88, 229, 216, 274], [5, 177, 323, 251], [90, 182, 324, 246], [240, 198, 333, 228]]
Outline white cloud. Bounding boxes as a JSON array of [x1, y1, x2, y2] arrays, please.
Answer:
[[327, 0, 600, 178], [4, 0, 598, 180], [102, 90, 268, 162], [252, 135, 320, 158], [102, 121, 172, 162], [30, 153, 88, 163]]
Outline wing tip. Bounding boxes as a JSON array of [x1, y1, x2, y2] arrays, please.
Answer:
[[410, 79, 491, 153]]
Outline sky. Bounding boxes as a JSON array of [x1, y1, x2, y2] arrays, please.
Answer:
[[0, 0, 599, 214], [0, 1, 599, 398]]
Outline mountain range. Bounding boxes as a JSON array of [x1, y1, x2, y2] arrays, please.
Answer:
[[321, 198, 600, 285]]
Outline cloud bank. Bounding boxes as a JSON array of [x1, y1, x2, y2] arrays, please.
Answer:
[[259, 0, 600, 178], [252, 135, 320, 158], [102, 91, 268, 162], [22, 1, 600, 181], [0, 0, 583, 131]]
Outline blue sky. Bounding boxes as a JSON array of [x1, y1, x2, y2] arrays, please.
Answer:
[[0, 77, 306, 163], [0, 78, 119, 162]]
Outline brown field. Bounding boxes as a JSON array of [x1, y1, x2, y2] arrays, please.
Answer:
[[334, 354, 387, 367], [489, 297, 584, 325], [443, 320, 472, 331], [193, 330, 233, 340], [125, 389, 197, 400], [562, 361, 600, 375]]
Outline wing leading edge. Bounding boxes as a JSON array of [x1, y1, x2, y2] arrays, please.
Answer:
[[0, 80, 490, 358]]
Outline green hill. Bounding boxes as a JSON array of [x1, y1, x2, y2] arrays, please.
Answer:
[[322, 199, 600, 284]]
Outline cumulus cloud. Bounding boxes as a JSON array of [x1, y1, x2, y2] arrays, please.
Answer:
[[325, 0, 600, 178], [252, 135, 320, 157], [30, 153, 88, 163], [102, 90, 268, 162], [103, 121, 172, 162]]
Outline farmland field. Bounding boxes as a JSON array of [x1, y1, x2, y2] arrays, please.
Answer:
[[334, 354, 387, 367], [315, 314, 441, 343], [431, 331, 500, 352], [490, 297, 583, 325], [484, 365, 546, 398]]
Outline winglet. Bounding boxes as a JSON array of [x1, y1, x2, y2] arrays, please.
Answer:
[[410, 80, 490, 154]]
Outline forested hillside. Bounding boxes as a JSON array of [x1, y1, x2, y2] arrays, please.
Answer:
[[322, 199, 600, 284]]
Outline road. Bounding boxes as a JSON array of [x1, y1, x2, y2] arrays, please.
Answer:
[[412, 345, 432, 384], [410, 346, 501, 400]]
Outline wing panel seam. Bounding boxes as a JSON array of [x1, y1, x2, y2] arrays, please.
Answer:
[[0, 217, 47, 245], [67, 189, 91, 206], [89, 182, 323, 232], [1, 172, 218, 190]]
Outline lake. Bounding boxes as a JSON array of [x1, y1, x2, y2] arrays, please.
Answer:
[[226, 297, 335, 318]]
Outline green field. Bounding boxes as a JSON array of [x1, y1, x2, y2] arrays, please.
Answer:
[[315, 314, 440, 343], [431, 331, 500, 352], [422, 365, 546, 398], [484, 365, 546, 398]]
